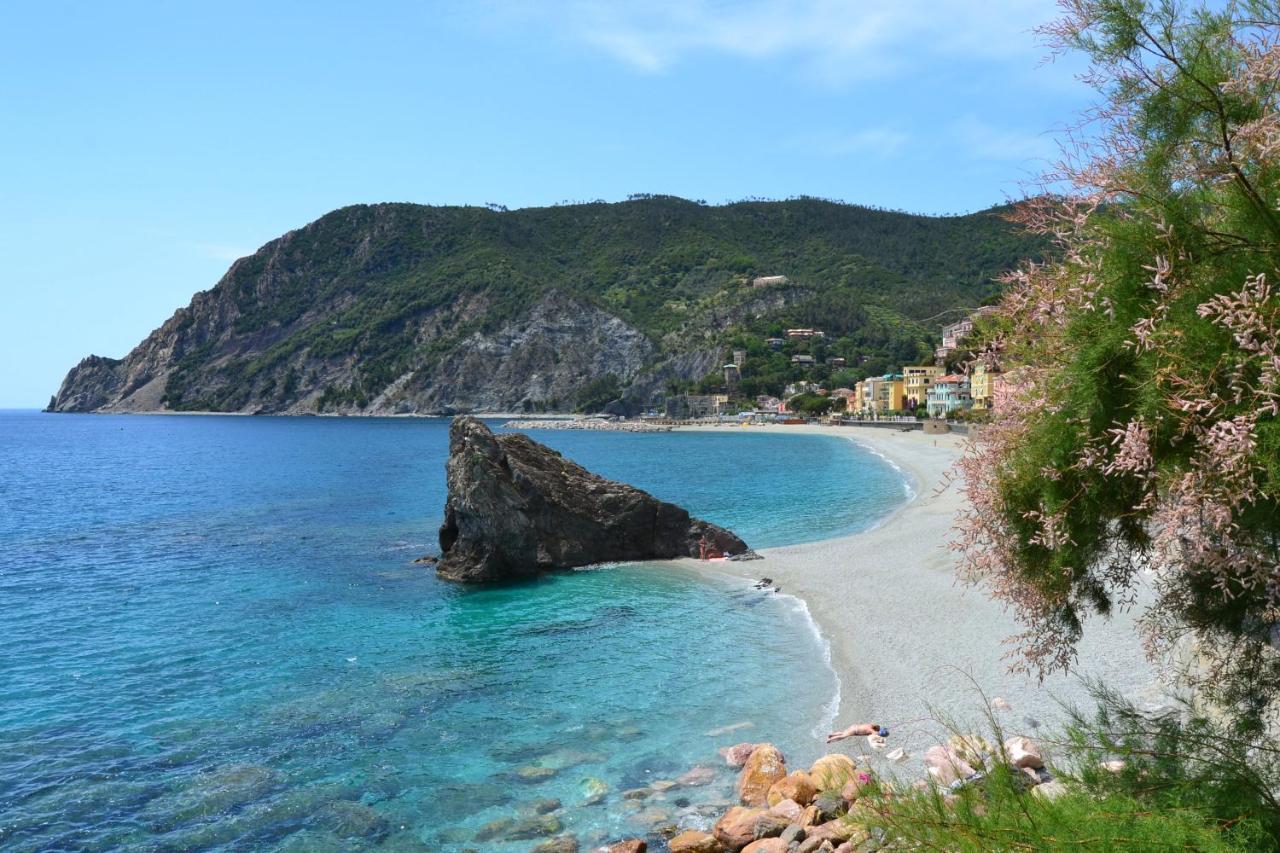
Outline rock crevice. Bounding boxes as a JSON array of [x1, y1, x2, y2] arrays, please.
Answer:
[[436, 417, 748, 582]]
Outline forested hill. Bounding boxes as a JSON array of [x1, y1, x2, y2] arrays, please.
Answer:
[[49, 196, 1043, 415]]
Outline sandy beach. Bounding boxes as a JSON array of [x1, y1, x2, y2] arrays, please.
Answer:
[[678, 423, 1158, 756]]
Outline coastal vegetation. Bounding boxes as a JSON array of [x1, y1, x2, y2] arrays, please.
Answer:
[[958, 0, 1280, 722]]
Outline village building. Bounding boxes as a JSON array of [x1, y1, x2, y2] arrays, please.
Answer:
[[970, 362, 1001, 411], [790, 354, 815, 366], [722, 364, 741, 386], [755, 395, 782, 412], [666, 394, 718, 419], [935, 306, 997, 364], [785, 328, 825, 340], [864, 374, 906, 414], [765, 337, 785, 350], [752, 274, 789, 287], [902, 364, 944, 410], [827, 356, 847, 367], [926, 374, 973, 419], [732, 349, 747, 368]]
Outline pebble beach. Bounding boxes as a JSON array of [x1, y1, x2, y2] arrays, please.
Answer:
[[676, 423, 1159, 760]]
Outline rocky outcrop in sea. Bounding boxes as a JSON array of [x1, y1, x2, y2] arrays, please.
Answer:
[[436, 417, 748, 582]]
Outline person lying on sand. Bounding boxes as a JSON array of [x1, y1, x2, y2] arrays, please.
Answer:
[[826, 722, 887, 743]]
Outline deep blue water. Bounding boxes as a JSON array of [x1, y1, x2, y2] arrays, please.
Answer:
[[0, 413, 907, 851]]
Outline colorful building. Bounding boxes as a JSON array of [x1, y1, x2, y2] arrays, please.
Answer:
[[902, 364, 944, 410], [970, 362, 1001, 411], [926, 374, 972, 418], [864, 374, 906, 414]]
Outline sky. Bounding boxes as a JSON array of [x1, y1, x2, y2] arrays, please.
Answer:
[[0, 0, 1095, 407]]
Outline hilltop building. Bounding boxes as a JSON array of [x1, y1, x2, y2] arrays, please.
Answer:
[[935, 306, 997, 364]]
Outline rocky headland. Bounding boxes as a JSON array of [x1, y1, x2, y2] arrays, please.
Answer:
[[436, 417, 749, 582]]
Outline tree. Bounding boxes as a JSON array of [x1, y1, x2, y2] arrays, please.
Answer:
[[957, 0, 1280, 723]]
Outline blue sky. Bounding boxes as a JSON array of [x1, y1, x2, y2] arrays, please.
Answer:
[[0, 0, 1092, 407]]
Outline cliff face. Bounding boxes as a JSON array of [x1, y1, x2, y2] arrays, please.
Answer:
[[437, 417, 748, 582], [50, 197, 1042, 415]]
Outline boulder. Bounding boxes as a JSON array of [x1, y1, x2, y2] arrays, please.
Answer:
[[808, 754, 855, 789], [1004, 736, 1045, 770], [948, 734, 994, 768], [781, 823, 806, 845], [751, 811, 790, 839], [923, 745, 977, 785], [767, 770, 816, 807], [840, 771, 873, 803], [798, 804, 821, 826], [811, 790, 846, 823], [1032, 780, 1069, 801], [533, 837, 580, 853], [713, 806, 764, 851], [737, 744, 787, 807], [721, 743, 759, 768], [678, 766, 719, 787], [807, 819, 862, 844], [668, 830, 726, 853], [437, 417, 749, 582], [768, 798, 803, 822], [581, 777, 610, 805], [603, 842, 646, 853], [741, 841, 788, 853]]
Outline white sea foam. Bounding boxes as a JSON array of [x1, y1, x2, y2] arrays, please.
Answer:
[[846, 436, 918, 502]]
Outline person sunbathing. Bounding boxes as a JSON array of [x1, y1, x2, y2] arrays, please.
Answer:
[[826, 722, 887, 743]]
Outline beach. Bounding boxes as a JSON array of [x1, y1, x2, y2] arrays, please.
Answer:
[[678, 423, 1159, 754]]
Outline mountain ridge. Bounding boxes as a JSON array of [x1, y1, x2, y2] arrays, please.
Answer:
[[49, 196, 1042, 415]]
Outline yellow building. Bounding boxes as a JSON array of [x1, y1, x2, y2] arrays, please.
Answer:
[[970, 363, 1000, 411], [865, 374, 906, 414], [902, 364, 944, 411]]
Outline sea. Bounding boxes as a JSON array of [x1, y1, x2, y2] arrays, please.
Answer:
[[0, 412, 909, 851]]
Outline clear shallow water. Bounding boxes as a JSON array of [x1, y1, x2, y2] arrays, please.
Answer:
[[0, 413, 906, 851]]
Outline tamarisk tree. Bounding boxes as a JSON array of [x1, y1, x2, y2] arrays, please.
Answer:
[[958, 0, 1280, 723]]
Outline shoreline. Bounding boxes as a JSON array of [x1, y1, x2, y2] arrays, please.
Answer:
[[674, 423, 1157, 757]]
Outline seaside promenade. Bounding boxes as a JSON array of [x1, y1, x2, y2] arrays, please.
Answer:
[[676, 423, 1158, 760]]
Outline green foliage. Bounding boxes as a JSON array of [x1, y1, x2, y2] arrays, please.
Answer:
[[574, 374, 622, 413], [863, 684, 1277, 850], [159, 197, 1043, 410], [788, 392, 838, 415]]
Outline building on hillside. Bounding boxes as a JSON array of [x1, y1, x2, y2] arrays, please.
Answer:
[[752, 275, 789, 287], [903, 364, 944, 410], [831, 387, 857, 401], [732, 349, 747, 368], [970, 362, 1001, 411], [666, 395, 718, 419], [756, 395, 782, 412], [926, 374, 973, 419], [723, 364, 741, 386], [865, 374, 906, 414], [765, 337, 785, 350], [935, 306, 998, 364], [827, 356, 846, 368], [783, 381, 817, 398], [791, 354, 815, 366], [785, 328, 825, 340]]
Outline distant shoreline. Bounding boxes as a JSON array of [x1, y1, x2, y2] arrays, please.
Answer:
[[671, 422, 1157, 754]]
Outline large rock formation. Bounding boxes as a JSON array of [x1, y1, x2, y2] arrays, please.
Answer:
[[436, 417, 748, 582]]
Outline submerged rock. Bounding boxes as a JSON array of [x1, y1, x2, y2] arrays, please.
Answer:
[[436, 417, 749, 582]]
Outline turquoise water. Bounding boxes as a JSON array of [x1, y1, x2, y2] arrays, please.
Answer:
[[0, 413, 907, 851]]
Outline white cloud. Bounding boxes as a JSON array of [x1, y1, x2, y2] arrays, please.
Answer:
[[507, 0, 1060, 81]]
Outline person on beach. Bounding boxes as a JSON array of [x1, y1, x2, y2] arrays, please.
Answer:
[[826, 722, 887, 743]]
